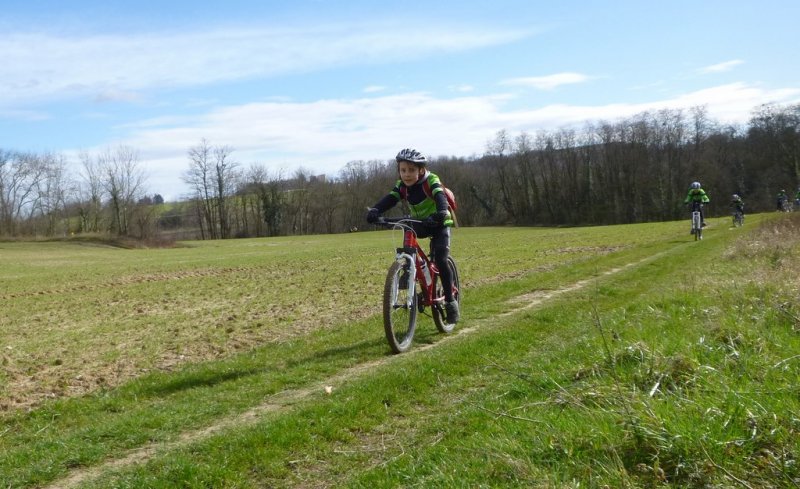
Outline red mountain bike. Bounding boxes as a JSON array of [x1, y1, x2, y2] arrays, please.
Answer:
[[375, 217, 461, 353]]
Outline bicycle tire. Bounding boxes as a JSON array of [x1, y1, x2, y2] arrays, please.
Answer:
[[383, 260, 417, 353], [433, 256, 460, 333], [691, 210, 702, 241]]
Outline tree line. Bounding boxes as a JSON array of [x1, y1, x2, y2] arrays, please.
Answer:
[[1, 102, 798, 240]]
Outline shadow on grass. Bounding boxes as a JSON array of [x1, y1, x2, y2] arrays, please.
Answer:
[[135, 334, 387, 399], [132, 366, 266, 397], [286, 337, 387, 368]]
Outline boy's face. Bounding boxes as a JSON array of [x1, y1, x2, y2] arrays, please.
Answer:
[[398, 160, 424, 186]]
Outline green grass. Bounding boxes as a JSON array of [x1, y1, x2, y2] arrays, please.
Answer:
[[1, 213, 798, 487]]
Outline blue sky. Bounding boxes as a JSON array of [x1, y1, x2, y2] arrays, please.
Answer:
[[2, 0, 799, 200]]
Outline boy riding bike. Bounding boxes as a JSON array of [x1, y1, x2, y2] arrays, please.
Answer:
[[366, 148, 459, 323], [684, 181, 710, 227]]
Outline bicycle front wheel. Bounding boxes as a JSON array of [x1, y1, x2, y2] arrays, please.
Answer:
[[433, 256, 460, 333], [383, 260, 418, 353]]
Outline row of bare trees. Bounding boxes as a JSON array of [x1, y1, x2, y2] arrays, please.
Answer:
[[2, 102, 798, 239], [0, 146, 149, 238]]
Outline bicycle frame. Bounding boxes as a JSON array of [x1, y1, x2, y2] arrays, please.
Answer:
[[390, 220, 444, 308]]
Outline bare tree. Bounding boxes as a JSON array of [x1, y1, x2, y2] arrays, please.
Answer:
[[248, 165, 286, 237], [99, 146, 147, 236], [184, 139, 215, 238], [0, 150, 48, 236], [77, 150, 105, 233], [32, 152, 73, 236], [212, 144, 239, 238], [183, 139, 239, 239]]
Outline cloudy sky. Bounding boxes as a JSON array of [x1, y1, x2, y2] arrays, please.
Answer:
[[2, 0, 799, 200]]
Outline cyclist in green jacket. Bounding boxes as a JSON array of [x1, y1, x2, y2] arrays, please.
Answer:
[[684, 181, 710, 227], [366, 148, 459, 323]]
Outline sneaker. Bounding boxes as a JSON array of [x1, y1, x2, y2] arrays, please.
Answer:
[[445, 300, 460, 324]]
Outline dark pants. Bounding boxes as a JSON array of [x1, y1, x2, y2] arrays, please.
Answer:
[[411, 224, 454, 302], [689, 201, 705, 224]]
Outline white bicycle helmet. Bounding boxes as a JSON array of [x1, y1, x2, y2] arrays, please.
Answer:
[[396, 148, 427, 166], [732, 194, 740, 199], [690, 181, 701, 189]]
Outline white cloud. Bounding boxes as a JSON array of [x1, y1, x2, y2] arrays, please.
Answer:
[[500, 72, 590, 90], [699, 59, 744, 74], [363, 85, 387, 93], [0, 23, 529, 106]]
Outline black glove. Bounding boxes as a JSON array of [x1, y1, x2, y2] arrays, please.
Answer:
[[423, 211, 447, 228], [366, 208, 380, 224], [423, 216, 439, 228]]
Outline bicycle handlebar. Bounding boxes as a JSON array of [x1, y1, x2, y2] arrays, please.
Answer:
[[376, 216, 422, 225], [373, 216, 423, 234]]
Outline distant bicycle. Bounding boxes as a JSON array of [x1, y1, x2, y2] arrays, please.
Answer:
[[732, 209, 744, 227], [375, 216, 461, 353], [690, 201, 703, 240]]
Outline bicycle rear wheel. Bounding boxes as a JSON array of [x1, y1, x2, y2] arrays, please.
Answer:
[[383, 260, 417, 353], [433, 256, 460, 333]]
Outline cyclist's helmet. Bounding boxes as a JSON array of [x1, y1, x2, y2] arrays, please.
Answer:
[[732, 194, 740, 199], [690, 181, 701, 189], [396, 148, 427, 166]]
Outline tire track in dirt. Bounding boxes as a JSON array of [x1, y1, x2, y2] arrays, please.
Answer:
[[46, 252, 665, 489]]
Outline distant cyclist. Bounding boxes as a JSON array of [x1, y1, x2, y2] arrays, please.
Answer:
[[731, 193, 745, 216], [777, 189, 789, 211], [684, 181, 710, 227]]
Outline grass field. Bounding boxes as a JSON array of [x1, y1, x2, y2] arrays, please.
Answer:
[[1, 213, 799, 487]]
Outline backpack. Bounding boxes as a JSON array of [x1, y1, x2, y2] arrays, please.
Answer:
[[399, 178, 458, 225]]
